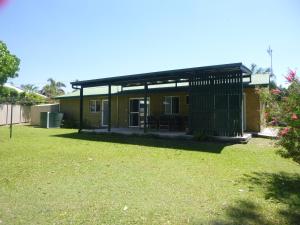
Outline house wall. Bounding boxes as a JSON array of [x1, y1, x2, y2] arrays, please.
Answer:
[[60, 96, 105, 128], [116, 92, 189, 128], [244, 87, 262, 132], [30, 104, 59, 125], [59, 88, 262, 132], [59, 91, 189, 128]]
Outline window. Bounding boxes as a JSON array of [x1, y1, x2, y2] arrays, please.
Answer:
[[89, 100, 100, 113], [164, 96, 179, 114]]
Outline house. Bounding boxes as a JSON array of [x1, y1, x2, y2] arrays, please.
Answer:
[[56, 63, 269, 137], [3, 83, 24, 93]]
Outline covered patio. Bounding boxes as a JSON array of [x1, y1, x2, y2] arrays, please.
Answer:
[[71, 63, 252, 137]]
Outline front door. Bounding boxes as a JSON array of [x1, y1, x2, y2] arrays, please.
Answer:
[[129, 98, 150, 128], [101, 99, 108, 127]]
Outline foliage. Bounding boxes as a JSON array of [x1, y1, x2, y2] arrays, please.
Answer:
[[20, 84, 39, 93], [250, 63, 271, 75], [62, 114, 79, 128], [0, 41, 20, 85], [257, 69, 300, 164], [277, 71, 300, 163], [0, 86, 47, 105], [41, 78, 66, 98], [18, 92, 47, 105], [255, 86, 284, 126]]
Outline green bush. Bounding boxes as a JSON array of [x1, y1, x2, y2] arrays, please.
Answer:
[[62, 115, 79, 128], [276, 71, 300, 163], [0, 86, 47, 105], [257, 69, 300, 164]]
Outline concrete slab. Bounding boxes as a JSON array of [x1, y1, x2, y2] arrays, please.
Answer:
[[82, 128, 252, 143], [82, 128, 193, 140], [209, 133, 252, 143], [252, 127, 279, 139]]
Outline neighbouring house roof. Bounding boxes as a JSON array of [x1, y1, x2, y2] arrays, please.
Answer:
[[55, 85, 189, 99], [3, 83, 24, 93], [248, 73, 269, 86], [55, 86, 119, 99]]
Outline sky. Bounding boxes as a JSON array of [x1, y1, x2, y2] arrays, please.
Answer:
[[0, 0, 299, 92]]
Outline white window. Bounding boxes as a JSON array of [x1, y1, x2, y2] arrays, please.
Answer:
[[164, 96, 179, 114], [89, 100, 100, 113]]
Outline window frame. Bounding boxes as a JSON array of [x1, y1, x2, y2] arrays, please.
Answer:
[[164, 96, 180, 115], [89, 100, 100, 113]]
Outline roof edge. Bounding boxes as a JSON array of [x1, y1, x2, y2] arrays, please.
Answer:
[[71, 63, 249, 87]]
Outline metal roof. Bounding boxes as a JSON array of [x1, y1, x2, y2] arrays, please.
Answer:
[[55, 85, 188, 99], [71, 63, 251, 88], [55, 86, 118, 99], [248, 73, 269, 86], [57, 74, 269, 100]]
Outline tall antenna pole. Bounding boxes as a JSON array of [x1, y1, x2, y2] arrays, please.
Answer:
[[267, 46, 273, 84]]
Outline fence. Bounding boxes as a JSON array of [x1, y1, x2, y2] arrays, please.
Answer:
[[0, 104, 31, 125]]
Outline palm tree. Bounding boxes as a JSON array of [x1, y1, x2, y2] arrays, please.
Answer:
[[20, 84, 39, 93], [250, 64, 271, 75], [41, 78, 66, 98]]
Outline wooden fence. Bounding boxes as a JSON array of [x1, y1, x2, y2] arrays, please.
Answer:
[[0, 104, 31, 125]]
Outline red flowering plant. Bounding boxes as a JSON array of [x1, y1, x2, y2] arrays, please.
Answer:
[[256, 69, 300, 163], [276, 69, 300, 163]]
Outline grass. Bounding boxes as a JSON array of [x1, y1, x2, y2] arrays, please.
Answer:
[[0, 125, 300, 225]]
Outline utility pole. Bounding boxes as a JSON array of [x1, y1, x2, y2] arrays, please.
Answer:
[[267, 46, 273, 84]]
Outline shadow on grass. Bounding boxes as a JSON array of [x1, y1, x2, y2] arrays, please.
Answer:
[[52, 132, 231, 153], [208, 172, 300, 225], [210, 200, 272, 225]]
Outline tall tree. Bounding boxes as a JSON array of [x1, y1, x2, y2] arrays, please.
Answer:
[[20, 84, 39, 93], [250, 63, 271, 75], [0, 41, 20, 85], [41, 78, 66, 98]]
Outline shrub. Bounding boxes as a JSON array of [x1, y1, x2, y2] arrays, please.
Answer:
[[276, 70, 300, 163], [62, 115, 79, 128]]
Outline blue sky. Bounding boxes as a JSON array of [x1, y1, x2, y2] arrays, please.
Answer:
[[0, 0, 299, 91]]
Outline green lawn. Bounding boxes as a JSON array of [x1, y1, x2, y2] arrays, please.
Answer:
[[0, 126, 300, 225]]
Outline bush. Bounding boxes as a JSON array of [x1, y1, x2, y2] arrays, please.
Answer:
[[276, 71, 300, 163], [62, 115, 79, 128], [0, 86, 47, 105], [258, 69, 300, 164]]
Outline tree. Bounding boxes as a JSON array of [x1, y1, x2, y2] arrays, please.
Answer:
[[276, 70, 300, 163], [0, 86, 46, 105], [20, 84, 39, 93], [41, 78, 66, 98], [250, 63, 271, 75], [0, 41, 20, 85], [257, 69, 300, 164]]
